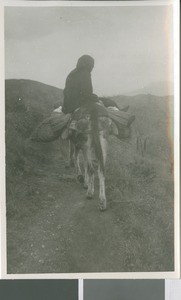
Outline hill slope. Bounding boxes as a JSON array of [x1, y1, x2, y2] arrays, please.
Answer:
[[125, 81, 173, 97], [5, 79, 63, 115], [113, 93, 173, 160], [5, 78, 174, 177], [5, 79, 174, 274]]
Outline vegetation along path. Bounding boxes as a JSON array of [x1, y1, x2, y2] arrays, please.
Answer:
[[7, 136, 174, 274], [6, 79, 174, 274]]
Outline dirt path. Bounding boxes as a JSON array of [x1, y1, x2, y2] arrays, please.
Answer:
[[7, 141, 174, 274]]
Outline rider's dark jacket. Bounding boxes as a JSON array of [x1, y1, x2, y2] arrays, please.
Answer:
[[62, 55, 98, 114]]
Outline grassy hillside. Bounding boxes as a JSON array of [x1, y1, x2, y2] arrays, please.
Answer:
[[6, 80, 174, 273], [5, 79, 64, 213], [5, 79, 174, 208], [113, 94, 173, 163], [5, 79, 63, 115]]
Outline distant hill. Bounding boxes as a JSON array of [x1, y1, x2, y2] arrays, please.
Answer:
[[112, 93, 173, 163], [125, 81, 173, 97], [5, 78, 173, 139], [5, 78, 173, 195], [5, 79, 64, 181], [5, 79, 63, 116], [113, 93, 173, 136]]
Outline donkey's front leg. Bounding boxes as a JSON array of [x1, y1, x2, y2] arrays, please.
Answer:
[[86, 165, 94, 199], [83, 161, 89, 189]]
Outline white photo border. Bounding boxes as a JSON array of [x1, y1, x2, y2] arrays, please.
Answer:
[[0, 0, 180, 279]]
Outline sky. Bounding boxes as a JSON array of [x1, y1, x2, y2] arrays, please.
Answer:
[[4, 3, 174, 96]]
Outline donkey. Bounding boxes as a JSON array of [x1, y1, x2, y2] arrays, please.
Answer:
[[67, 103, 111, 211], [59, 99, 132, 210]]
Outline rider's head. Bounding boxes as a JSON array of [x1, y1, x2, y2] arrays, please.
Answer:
[[76, 55, 94, 72]]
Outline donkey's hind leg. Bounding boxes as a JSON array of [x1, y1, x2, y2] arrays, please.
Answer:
[[82, 136, 95, 198], [98, 131, 107, 211], [69, 140, 75, 167], [98, 166, 106, 211], [74, 146, 84, 183]]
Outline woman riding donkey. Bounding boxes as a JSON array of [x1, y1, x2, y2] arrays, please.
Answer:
[[62, 54, 129, 132], [62, 55, 99, 115], [62, 55, 109, 173]]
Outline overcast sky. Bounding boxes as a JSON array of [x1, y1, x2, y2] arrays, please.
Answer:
[[5, 4, 173, 96]]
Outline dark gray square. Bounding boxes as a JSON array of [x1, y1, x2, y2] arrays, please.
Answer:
[[0, 280, 78, 300]]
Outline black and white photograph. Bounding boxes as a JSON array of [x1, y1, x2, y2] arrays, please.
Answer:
[[84, 280, 165, 300], [0, 0, 179, 277]]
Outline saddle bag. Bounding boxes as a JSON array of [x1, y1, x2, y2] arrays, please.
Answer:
[[107, 107, 135, 140], [31, 112, 71, 142], [107, 107, 135, 127]]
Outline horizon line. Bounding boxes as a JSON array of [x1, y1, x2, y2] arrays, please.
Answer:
[[5, 77, 174, 98]]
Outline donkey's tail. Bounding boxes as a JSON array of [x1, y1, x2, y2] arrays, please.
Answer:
[[90, 104, 105, 174]]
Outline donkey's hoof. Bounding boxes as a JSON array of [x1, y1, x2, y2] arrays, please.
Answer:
[[69, 160, 75, 168], [65, 161, 74, 169], [83, 184, 88, 190], [77, 174, 84, 183], [99, 201, 106, 211], [86, 192, 94, 199]]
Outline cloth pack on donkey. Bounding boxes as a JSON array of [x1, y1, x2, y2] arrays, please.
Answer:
[[62, 103, 109, 139], [30, 111, 71, 142], [67, 102, 135, 140], [107, 107, 135, 139], [31, 102, 135, 142]]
